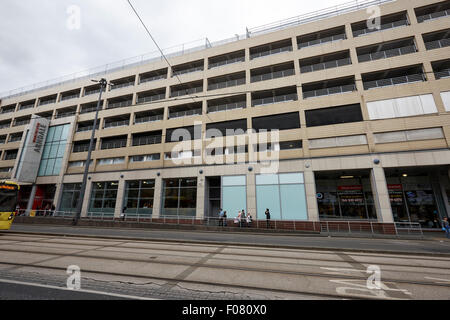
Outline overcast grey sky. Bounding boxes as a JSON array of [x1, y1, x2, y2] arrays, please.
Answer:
[[0, 0, 347, 94]]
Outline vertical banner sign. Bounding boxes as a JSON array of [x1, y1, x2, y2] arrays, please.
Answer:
[[15, 117, 50, 183]]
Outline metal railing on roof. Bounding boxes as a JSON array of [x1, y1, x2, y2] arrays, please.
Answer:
[[0, 0, 396, 100]]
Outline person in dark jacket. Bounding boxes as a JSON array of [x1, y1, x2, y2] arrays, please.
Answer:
[[265, 209, 271, 229], [443, 217, 450, 239]]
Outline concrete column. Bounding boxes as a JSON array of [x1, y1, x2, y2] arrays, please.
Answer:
[[152, 177, 162, 218], [81, 180, 93, 218], [246, 173, 257, 218], [26, 184, 37, 216], [370, 167, 394, 223], [196, 175, 206, 219], [114, 179, 126, 218], [304, 169, 320, 222]]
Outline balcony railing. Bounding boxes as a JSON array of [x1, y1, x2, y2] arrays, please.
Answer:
[[251, 69, 294, 82], [104, 120, 130, 129], [209, 56, 245, 69], [107, 100, 132, 109], [0, 123, 11, 129], [132, 135, 162, 146], [19, 104, 34, 111], [172, 66, 204, 77], [363, 73, 425, 90], [208, 101, 246, 113], [9, 136, 22, 143], [425, 38, 450, 50], [250, 45, 292, 60], [137, 94, 165, 104], [140, 74, 166, 84], [77, 125, 98, 133], [171, 87, 202, 98], [14, 120, 31, 127], [300, 58, 351, 73], [85, 89, 101, 96], [208, 78, 245, 90], [434, 69, 450, 80], [303, 84, 356, 99], [80, 106, 98, 114], [358, 45, 416, 63], [56, 111, 76, 119], [39, 99, 57, 106], [353, 19, 408, 37], [111, 82, 135, 90], [417, 9, 450, 23], [252, 93, 297, 107], [101, 140, 127, 150], [61, 94, 80, 101], [73, 145, 90, 153], [135, 114, 164, 124], [1, 108, 15, 114], [169, 109, 202, 119], [298, 33, 346, 49]]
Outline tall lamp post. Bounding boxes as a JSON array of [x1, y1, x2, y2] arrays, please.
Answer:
[[72, 78, 111, 226]]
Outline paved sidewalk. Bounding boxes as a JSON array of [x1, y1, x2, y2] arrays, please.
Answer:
[[5, 223, 450, 256]]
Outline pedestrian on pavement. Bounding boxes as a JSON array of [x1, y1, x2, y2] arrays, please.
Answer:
[[265, 208, 271, 229], [223, 211, 228, 227], [246, 212, 253, 228], [234, 211, 241, 226], [120, 207, 127, 221], [241, 209, 246, 228], [218, 208, 224, 226], [442, 217, 450, 239]]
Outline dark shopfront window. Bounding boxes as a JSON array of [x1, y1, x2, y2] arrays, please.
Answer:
[[124, 180, 155, 216], [386, 173, 443, 229], [162, 178, 197, 217], [316, 174, 376, 220]]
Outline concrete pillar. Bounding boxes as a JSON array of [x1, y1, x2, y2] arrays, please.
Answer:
[[26, 184, 37, 216], [304, 169, 320, 222], [152, 177, 162, 218], [196, 175, 206, 219], [370, 167, 394, 223], [114, 179, 126, 218], [246, 173, 257, 218], [81, 180, 93, 218]]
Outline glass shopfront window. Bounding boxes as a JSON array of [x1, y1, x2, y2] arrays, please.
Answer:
[[256, 173, 308, 221], [162, 178, 197, 217], [124, 180, 155, 216], [222, 176, 247, 219], [386, 170, 444, 228], [60, 183, 81, 213], [316, 171, 376, 220], [88, 181, 119, 216]]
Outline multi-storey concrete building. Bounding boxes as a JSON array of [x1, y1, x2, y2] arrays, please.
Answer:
[[1, 0, 449, 231]]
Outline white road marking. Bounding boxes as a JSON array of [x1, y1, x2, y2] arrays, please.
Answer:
[[0, 278, 158, 300], [425, 276, 450, 283]]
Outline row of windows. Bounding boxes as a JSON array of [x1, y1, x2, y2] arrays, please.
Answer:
[[2, 1, 449, 115]]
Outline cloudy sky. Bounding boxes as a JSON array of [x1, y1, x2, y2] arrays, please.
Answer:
[[0, 0, 347, 95]]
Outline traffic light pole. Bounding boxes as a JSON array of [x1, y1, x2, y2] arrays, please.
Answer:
[[72, 78, 108, 226]]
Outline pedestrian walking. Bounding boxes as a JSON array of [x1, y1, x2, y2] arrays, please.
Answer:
[[241, 209, 246, 228], [234, 211, 241, 226], [265, 208, 271, 229], [120, 207, 127, 221], [218, 208, 224, 226], [223, 211, 227, 227], [246, 212, 253, 228], [442, 217, 450, 239]]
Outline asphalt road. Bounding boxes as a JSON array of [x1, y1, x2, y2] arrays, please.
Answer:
[[5, 224, 450, 255], [0, 232, 450, 300]]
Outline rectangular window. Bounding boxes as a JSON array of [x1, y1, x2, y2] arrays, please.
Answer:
[[162, 178, 197, 217], [222, 176, 246, 220], [256, 173, 307, 221], [374, 128, 444, 143], [97, 157, 125, 166], [440, 91, 450, 111], [309, 135, 368, 149], [88, 181, 119, 217], [305, 104, 363, 127], [124, 180, 155, 216], [367, 94, 438, 120], [60, 184, 82, 213], [38, 124, 70, 177], [252, 112, 300, 132], [130, 154, 161, 163]]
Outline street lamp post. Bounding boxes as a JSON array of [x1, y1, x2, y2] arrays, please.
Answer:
[[72, 78, 109, 226]]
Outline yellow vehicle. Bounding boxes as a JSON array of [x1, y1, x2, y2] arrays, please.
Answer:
[[0, 181, 20, 231]]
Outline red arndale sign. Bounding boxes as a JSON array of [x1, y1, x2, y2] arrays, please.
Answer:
[[337, 185, 363, 191]]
